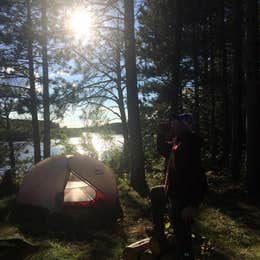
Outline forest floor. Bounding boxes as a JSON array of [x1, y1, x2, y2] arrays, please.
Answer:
[[0, 172, 260, 259]]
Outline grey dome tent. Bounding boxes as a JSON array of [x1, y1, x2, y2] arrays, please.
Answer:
[[17, 155, 118, 213]]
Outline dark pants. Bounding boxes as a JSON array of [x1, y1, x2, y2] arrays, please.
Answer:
[[150, 185, 194, 260]]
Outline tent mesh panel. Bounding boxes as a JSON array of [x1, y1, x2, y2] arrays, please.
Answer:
[[64, 171, 96, 202]]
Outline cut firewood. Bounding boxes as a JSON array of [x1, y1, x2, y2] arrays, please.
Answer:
[[123, 238, 151, 260]]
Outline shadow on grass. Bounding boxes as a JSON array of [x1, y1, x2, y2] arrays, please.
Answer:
[[9, 203, 122, 242], [0, 196, 126, 259], [118, 181, 151, 220], [77, 233, 125, 260], [207, 173, 260, 235], [195, 204, 260, 260], [0, 194, 122, 240]]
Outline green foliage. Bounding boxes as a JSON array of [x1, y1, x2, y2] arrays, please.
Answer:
[[80, 133, 98, 159], [51, 123, 123, 140], [102, 147, 123, 175], [137, 0, 243, 168], [143, 133, 165, 174], [118, 177, 150, 214], [55, 134, 77, 155], [15, 154, 33, 174], [81, 107, 109, 128], [0, 119, 59, 142], [0, 143, 7, 167]]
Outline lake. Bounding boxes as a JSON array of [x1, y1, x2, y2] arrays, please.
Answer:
[[0, 133, 124, 175]]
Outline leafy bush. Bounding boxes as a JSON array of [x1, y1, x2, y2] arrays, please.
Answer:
[[102, 147, 124, 176]]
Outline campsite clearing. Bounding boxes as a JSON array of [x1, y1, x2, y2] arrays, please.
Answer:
[[0, 174, 260, 259]]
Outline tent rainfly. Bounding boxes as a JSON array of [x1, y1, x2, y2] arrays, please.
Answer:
[[17, 155, 118, 212]]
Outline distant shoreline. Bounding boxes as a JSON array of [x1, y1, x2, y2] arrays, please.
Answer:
[[0, 120, 123, 142]]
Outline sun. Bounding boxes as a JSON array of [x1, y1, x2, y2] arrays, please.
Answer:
[[68, 9, 94, 40]]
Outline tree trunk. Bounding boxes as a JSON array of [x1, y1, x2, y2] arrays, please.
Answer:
[[124, 0, 148, 196], [245, 0, 259, 199], [115, 44, 129, 171], [27, 0, 41, 164], [201, 31, 210, 156], [191, 14, 200, 134], [193, 51, 200, 134], [6, 114, 15, 169], [171, 0, 182, 113], [41, 0, 50, 158], [210, 48, 217, 165], [217, 0, 229, 167], [230, 0, 243, 179]]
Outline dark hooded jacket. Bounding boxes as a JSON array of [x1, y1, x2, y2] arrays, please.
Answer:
[[157, 131, 207, 208]]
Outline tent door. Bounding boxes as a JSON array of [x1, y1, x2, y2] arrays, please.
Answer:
[[64, 171, 96, 203]]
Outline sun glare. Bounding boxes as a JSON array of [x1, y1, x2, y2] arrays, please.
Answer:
[[91, 134, 104, 156], [68, 9, 94, 40]]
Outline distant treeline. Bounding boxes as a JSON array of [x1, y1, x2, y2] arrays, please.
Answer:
[[0, 119, 122, 141], [0, 119, 59, 141], [60, 123, 123, 138]]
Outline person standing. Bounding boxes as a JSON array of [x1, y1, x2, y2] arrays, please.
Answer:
[[150, 113, 207, 260]]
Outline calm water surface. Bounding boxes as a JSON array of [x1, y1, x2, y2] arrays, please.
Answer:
[[0, 133, 123, 175]]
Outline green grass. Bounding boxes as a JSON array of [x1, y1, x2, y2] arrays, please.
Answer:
[[195, 206, 260, 259], [30, 241, 83, 260], [0, 173, 260, 259], [193, 170, 260, 260]]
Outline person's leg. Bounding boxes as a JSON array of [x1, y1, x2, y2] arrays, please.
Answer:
[[171, 206, 194, 260], [150, 185, 167, 239]]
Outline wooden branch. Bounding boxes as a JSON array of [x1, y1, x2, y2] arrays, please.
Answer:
[[87, 100, 122, 119]]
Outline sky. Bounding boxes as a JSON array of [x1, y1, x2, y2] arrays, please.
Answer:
[[59, 108, 83, 128], [10, 104, 120, 128], [59, 100, 121, 128], [4, 2, 131, 129], [51, 5, 125, 128]]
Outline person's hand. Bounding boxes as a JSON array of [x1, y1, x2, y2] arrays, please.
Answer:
[[181, 206, 197, 222]]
